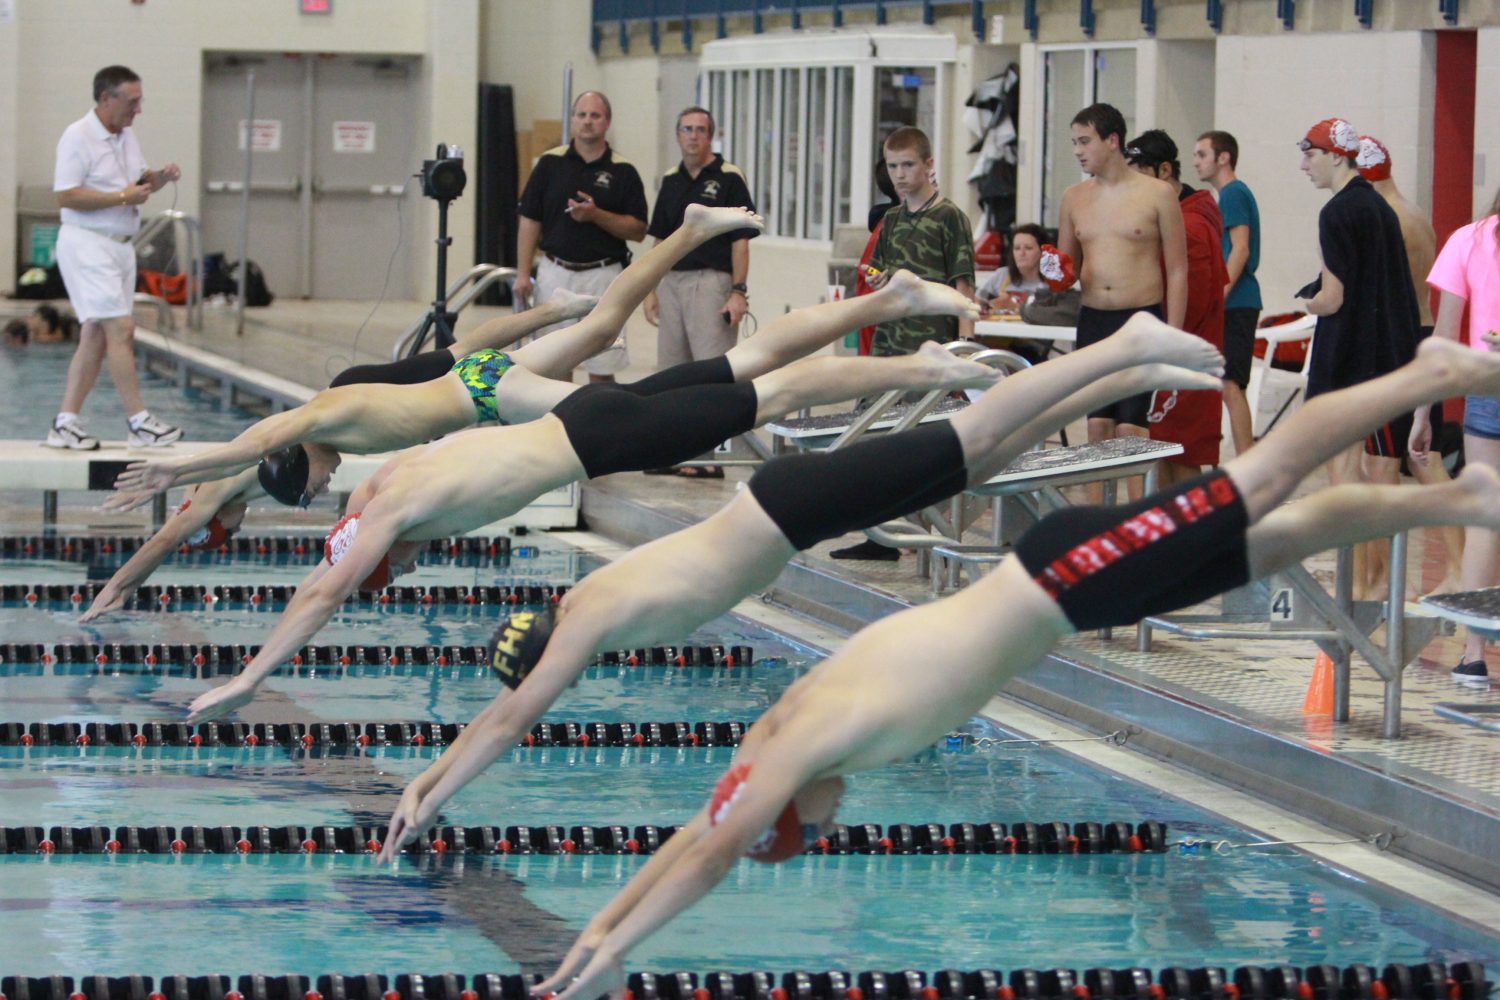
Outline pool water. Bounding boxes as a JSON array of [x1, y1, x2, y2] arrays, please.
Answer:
[[2, 542, 1498, 978], [0, 342, 259, 441]]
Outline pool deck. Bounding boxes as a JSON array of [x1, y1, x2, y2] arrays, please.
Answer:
[[5, 295, 1498, 901]]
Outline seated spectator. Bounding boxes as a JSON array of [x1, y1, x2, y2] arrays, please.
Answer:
[[3, 319, 28, 347], [978, 223, 1050, 311]]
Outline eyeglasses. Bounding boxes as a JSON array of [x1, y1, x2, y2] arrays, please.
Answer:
[[678, 125, 711, 135]]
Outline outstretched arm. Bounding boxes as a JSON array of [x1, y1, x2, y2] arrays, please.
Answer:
[[115, 405, 324, 493], [82, 471, 258, 622], [184, 503, 402, 723], [378, 616, 604, 863], [542, 748, 816, 1000]]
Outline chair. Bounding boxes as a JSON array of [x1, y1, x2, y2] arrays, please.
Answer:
[[1245, 313, 1315, 439]]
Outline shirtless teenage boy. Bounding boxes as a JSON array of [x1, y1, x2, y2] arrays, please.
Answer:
[[180, 272, 989, 722], [534, 336, 1500, 1000], [113, 206, 764, 502], [1058, 103, 1187, 448], [375, 316, 1226, 861]]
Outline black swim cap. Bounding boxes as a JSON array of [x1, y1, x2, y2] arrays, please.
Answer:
[[488, 607, 556, 690], [258, 445, 312, 507]]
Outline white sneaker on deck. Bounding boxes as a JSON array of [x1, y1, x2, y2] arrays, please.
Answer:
[[126, 413, 183, 448], [45, 419, 100, 451]]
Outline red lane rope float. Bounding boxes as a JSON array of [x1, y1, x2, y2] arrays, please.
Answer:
[[0, 641, 755, 675], [0, 719, 751, 749], [0, 582, 567, 612], [0, 820, 1172, 857], [0, 534, 512, 561], [0, 965, 1488, 1000]]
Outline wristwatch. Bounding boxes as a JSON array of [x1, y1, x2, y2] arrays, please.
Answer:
[[730, 282, 749, 297]]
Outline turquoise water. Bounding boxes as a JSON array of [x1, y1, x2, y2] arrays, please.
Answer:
[[3, 555, 1498, 977]]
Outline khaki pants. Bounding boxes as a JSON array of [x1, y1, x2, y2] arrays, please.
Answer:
[[534, 256, 627, 376], [656, 268, 737, 368]]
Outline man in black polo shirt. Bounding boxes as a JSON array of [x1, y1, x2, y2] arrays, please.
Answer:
[[516, 91, 648, 382], [644, 106, 758, 369], [1296, 116, 1420, 597]]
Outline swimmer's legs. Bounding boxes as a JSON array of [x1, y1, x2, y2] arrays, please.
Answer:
[[724, 271, 977, 381], [950, 314, 1225, 483], [1226, 339, 1500, 522], [749, 342, 995, 424], [450, 292, 595, 360], [1246, 464, 1500, 579], [510, 206, 763, 378]]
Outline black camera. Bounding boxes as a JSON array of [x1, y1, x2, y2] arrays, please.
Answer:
[[421, 143, 467, 202]]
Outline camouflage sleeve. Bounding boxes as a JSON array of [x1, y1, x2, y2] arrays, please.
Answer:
[[942, 202, 976, 287]]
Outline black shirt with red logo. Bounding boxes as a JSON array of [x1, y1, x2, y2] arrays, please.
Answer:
[[518, 142, 648, 264], [647, 155, 758, 273]]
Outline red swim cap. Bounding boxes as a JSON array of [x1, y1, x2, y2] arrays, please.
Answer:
[[324, 513, 393, 591], [1038, 244, 1077, 293], [175, 499, 230, 552], [1356, 135, 1391, 181], [708, 762, 809, 863], [1298, 118, 1360, 159]]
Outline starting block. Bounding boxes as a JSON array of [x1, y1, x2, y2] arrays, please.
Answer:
[[1419, 588, 1500, 640], [0, 440, 578, 531]]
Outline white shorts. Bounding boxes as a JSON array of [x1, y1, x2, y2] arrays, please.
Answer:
[[534, 255, 627, 376], [56, 224, 137, 324]]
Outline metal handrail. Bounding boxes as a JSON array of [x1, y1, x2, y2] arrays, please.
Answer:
[[134, 210, 204, 330], [132, 293, 175, 334], [390, 265, 516, 360]]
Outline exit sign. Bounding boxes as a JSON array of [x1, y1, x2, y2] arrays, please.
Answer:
[[301, 0, 331, 12]]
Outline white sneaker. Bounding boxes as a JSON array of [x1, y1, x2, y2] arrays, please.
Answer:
[[46, 419, 101, 450], [126, 413, 182, 448]]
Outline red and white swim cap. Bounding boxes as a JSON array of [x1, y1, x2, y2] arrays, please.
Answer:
[[324, 513, 393, 591], [1038, 244, 1077, 293], [1356, 135, 1391, 182], [708, 762, 811, 863], [174, 499, 230, 552], [1298, 118, 1360, 159]]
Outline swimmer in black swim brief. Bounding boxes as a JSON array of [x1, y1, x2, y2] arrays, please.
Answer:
[[375, 311, 1230, 862], [523, 339, 1500, 1000]]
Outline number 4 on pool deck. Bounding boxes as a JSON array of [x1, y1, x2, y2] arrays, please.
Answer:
[[1270, 587, 1295, 623]]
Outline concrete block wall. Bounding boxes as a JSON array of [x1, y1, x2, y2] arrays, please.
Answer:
[[1212, 29, 1433, 312]]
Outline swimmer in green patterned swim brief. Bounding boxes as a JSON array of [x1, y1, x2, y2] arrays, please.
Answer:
[[452, 348, 518, 424]]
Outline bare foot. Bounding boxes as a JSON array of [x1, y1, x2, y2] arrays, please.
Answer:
[[885, 270, 981, 320], [683, 204, 765, 239], [1134, 362, 1224, 394], [548, 288, 599, 320], [1423, 574, 1466, 598], [914, 340, 1002, 391], [1119, 312, 1226, 375]]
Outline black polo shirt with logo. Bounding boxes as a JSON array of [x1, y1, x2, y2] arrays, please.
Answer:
[[647, 155, 758, 273], [519, 142, 648, 265]]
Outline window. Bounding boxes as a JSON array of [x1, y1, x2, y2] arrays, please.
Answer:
[[702, 31, 955, 243], [1037, 43, 1138, 228]]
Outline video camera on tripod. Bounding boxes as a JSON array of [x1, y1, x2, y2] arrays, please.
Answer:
[[407, 143, 467, 355], [421, 143, 466, 202]]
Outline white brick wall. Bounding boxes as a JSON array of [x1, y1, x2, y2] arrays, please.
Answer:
[[1475, 27, 1500, 219]]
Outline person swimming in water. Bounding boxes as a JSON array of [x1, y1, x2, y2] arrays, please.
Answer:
[[375, 311, 1229, 860], [525, 336, 1500, 1000], [111, 206, 766, 503], [180, 269, 992, 723]]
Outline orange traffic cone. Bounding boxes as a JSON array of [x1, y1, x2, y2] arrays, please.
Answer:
[[1302, 651, 1335, 716]]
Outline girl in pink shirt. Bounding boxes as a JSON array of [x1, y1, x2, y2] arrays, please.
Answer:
[[1411, 188, 1500, 682]]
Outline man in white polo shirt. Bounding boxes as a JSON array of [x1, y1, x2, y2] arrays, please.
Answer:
[[47, 65, 183, 450]]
